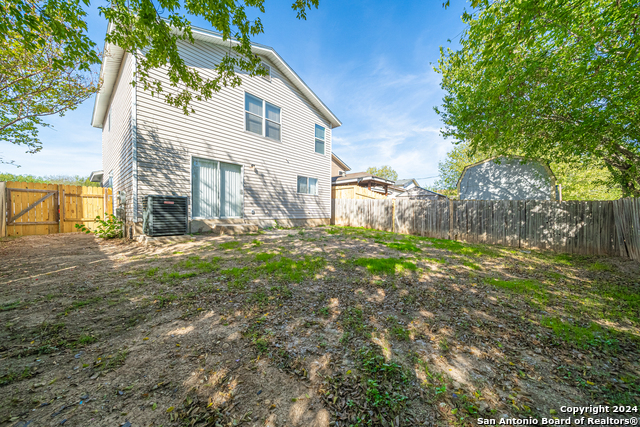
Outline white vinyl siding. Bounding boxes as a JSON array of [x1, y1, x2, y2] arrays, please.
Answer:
[[315, 125, 325, 154], [101, 53, 134, 222], [136, 39, 332, 221]]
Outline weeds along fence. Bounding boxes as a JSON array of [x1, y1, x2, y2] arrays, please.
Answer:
[[331, 198, 640, 261]]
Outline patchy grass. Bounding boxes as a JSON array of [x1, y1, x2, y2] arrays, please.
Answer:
[[1, 226, 639, 427], [255, 252, 277, 262], [0, 366, 34, 386], [69, 296, 103, 311], [340, 306, 370, 340], [387, 316, 411, 341], [262, 256, 326, 282], [541, 317, 618, 350], [219, 241, 242, 250], [485, 277, 548, 305], [357, 347, 409, 415], [354, 257, 417, 275], [589, 261, 615, 272], [376, 240, 422, 253], [0, 301, 22, 311]]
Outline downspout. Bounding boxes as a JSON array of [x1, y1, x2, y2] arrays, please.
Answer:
[[131, 53, 138, 234]]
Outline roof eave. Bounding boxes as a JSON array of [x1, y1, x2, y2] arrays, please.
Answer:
[[331, 152, 351, 171]]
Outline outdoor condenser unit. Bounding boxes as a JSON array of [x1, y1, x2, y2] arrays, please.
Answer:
[[142, 195, 189, 237]]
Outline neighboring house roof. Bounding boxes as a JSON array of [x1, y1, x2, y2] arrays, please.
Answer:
[[332, 172, 395, 186], [456, 156, 556, 200], [395, 179, 419, 188], [91, 22, 342, 129], [331, 152, 351, 172], [388, 185, 407, 193], [89, 170, 104, 183], [397, 186, 447, 199]]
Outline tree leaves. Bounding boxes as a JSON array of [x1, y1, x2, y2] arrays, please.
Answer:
[[2, 0, 319, 152], [0, 25, 98, 159], [366, 166, 399, 182], [435, 0, 640, 196]]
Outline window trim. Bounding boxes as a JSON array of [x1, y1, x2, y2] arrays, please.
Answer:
[[244, 92, 282, 142], [190, 155, 245, 220], [314, 124, 325, 155], [261, 62, 271, 82], [297, 175, 319, 196]]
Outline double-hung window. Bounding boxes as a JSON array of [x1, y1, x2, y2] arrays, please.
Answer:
[[315, 124, 325, 154], [245, 93, 281, 141], [297, 176, 318, 195]]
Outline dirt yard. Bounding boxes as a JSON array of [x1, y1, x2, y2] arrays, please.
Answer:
[[0, 226, 638, 427]]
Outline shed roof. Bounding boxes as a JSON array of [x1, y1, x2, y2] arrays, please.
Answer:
[[456, 156, 556, 192], [456, 156, 556, 199]]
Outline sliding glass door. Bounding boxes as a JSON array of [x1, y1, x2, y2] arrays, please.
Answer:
[[220, 162, 242, 218], [192, 158, 242, 219]]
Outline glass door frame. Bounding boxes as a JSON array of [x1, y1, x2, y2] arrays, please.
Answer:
[[190, 155, 244, 220]]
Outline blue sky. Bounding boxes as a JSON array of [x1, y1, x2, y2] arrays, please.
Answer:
[[2, 0, 469, 188]]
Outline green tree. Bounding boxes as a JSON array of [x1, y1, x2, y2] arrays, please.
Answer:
[[430, 142, 486, 196], [435, 0, 640, 196], [431, 142, 622, 200], [0, 173, 99, 186], [2, 0, 319, 116], [366, 166, 398, 182], [1, 27, 98, 160]]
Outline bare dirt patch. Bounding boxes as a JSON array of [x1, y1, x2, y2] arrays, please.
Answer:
[[0, 227, 638, 427]]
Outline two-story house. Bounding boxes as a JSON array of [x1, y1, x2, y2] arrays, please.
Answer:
[[90, 23, 341, 237]]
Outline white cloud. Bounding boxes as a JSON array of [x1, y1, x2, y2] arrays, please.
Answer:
[[329, 54, 455, 184]]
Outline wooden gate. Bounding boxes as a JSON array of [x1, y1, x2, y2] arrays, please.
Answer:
[[2, 181, 113, 237]]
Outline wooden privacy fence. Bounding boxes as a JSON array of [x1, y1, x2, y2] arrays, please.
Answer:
[[332, 185, 388, 200], [1, 181, 113, 237], [332, 198, 640, 260]]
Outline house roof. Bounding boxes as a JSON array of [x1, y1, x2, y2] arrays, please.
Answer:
[[397, 186, 447, 199], [89, 170, 104, 183], [395, 179, 419, 188], [332, 172, 395, 186], [331, 152, 351, 172], [456, 156, 556, 195], [91, 22, 342, 129]]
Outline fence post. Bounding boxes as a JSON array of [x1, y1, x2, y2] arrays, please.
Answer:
[[56, 184, 61, 234], [448, 198, 454, 240], [0, 182, 6, 237], [392, 199, 396, 233]]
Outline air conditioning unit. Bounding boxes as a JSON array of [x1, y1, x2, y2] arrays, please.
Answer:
[[142, 195, 188, 237]]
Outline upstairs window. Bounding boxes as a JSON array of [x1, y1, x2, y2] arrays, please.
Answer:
[[245, 92, 281, 141], [245, 93, 263, 135], [265, 103, 281, 140], [297, 176, 318, 195], [315, 124, 325, 154]]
